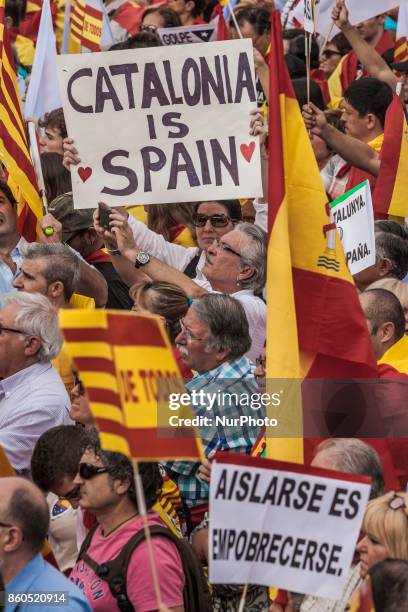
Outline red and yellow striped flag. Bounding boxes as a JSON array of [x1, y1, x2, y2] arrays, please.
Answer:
[[372, 94, 408, 219], [266, 11, 378, 463], [68, 0, 105, 52], [59, 309, 203, 461], [0, 0, 42, 241]]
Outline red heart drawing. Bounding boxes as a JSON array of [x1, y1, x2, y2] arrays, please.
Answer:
[[78, 167, 92, 182], [240, 142, 255, 163]]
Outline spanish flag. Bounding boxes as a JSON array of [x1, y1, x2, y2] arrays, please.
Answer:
[[378, 335, 408, 380], [59, 309, 203, 461], [372, 95, 408, 219], [328, 30, 394, 108], [266, 11, 378, 463], [0, 0, 42, 241]]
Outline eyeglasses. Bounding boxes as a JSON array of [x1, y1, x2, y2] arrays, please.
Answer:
[[78, 463, 110, 480], [193, 213, 233, 228], [179, 319, 206, 343], [321, 50, 342, 59], [214, 237, 241, 257], [0, 326, 28, 335], [0, 520, 12, 528]]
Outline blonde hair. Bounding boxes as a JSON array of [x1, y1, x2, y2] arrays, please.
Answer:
[[362, 492, 408, 561], [368, 278, 408, 311]]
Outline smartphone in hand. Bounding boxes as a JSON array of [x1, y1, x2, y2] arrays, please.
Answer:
[[98, 202, 112, 231]]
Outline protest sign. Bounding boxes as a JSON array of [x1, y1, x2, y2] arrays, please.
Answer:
[[303, 0, 315, 34], [158, 24, 216, 46], [209, 453, 371, 599], [292, 0, 408, 37], [59, 309, 203, 460], [57, 39, 262, 209], [330, 180, 375, 275]]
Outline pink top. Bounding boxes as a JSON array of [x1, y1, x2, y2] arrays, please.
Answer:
[[70, 513, 185, 611]]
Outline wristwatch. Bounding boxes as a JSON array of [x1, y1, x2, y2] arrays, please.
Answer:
[[135, 251, 150, 268]]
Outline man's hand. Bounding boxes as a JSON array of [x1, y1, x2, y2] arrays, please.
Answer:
[[332, 0, 351, 30], [198, 450, 216, 483], [302, 103, 329, 137], [41, 213, 62, 243], [110, 210, 138, 258], [62, 137, 80, 171], [250, 108, 268, 147]]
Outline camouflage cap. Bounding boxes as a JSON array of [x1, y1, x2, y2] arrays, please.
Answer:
[[49, 192, 95, 243]]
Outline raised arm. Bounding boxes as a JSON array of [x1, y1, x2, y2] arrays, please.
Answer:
[[332, 0, 398, 92], [303, 103, 381, 176]]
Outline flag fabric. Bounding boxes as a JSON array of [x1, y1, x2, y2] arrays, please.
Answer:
[[378, 335, 408, 379], [221, 0, 237, 22], [59, 309, 203, 461], [25, 0, 62, 119], [328, 31, 395, 107], [211, 4, 230, 41], [372, 94, 408, 218], [0, 0, 43, 241], [63, 0, 114, 53], [266, 11, 378, 463], [108, 0, 144, 41], [395, 2, 408, 63]]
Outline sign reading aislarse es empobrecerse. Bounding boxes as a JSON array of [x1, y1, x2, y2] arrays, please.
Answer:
[[57, 39, 263, 208], [209, 453, 371, 599]]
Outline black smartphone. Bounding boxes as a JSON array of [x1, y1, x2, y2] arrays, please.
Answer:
[[98, 202, 112, 231], [74, 373, 85, 395]]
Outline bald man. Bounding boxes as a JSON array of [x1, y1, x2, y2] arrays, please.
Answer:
[[0, 477, 91, 611]]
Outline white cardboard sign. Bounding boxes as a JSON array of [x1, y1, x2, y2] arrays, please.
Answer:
[[331, 180, 376, 275], [158, 24, 216, 45], [209, 454, 371, 600], [57, 39, 262, 208]]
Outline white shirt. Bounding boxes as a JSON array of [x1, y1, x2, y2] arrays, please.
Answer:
[[0, 362, 72, 471], [194, 281, 266, 362]]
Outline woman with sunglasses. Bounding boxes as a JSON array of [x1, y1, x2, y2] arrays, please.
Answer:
[[319, 33, 351, 80]]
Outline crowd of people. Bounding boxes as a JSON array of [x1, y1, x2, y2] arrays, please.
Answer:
[[0, 0, 408, 610]]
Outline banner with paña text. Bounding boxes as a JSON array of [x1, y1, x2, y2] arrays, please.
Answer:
[[209, 453, 371, 599], [330, 180, 375, 276], [57, 39, 263, 208], [59, 309, 203, 461]]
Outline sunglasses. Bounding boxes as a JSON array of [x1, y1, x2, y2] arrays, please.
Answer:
[[321, 50, 342, 59], [193, 213, 233, 228], [78, 463, 109, 480], [139, 24, 158, 33]]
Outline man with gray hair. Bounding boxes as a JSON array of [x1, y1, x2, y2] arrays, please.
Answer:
[[0, 292, 72, 473], [164, 293, 264, 509], [13, 243, 81, 309], [97, 211, 267, 362]]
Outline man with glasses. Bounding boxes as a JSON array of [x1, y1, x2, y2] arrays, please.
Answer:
[[70, 446, 186, 612], [0, 476, 91, 611], [164, 293, 264, 511], [0, 292, 72, 474]]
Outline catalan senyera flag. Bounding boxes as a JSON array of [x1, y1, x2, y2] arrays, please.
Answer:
[[0, 0, 43, 242], [59, 309, 203, 461], [372, 94, 408, 218], [266, 11, 378, 463], [65, 0, 113, 53]]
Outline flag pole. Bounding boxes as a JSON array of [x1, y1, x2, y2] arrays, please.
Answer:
[[227, 0, 243, 39], [133, 459, 164, 610], [27, 121, 49, 215], [320, 19, 335, 55], [238, 584, 249, 612]]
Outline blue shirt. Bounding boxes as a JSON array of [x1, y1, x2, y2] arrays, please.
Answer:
[[0, 237, 26, 295], [0, 362, 72, 472], [6, 553, 91, 612]]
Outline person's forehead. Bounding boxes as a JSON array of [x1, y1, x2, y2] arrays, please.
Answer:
[[0, 190, 13, 206], [185, 307, 208, 330], [197, 201, 229, 215], [80, 448, 102, 465]]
